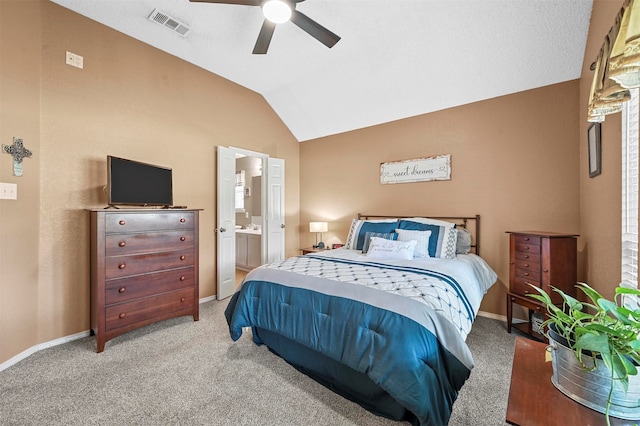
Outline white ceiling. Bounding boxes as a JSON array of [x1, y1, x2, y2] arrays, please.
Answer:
[[50, 0, 593, 142]]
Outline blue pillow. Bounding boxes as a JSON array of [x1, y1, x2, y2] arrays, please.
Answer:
[[362, 232, 398, 254], [345, 219, 399, 251]]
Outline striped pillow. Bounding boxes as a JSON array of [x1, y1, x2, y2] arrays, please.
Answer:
[[344, 219, 399, 251]]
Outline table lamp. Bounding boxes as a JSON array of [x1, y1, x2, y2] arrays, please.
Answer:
[[309, 221, 328, 249]]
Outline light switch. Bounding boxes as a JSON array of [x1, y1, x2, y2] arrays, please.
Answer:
[[0, 182, 17, 200]]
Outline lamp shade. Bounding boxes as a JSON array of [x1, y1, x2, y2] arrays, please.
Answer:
[[309, 222, 328, 233]]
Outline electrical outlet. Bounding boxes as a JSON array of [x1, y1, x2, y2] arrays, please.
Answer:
[[65, 51, 84, 69], [0, 182, 17, 200]]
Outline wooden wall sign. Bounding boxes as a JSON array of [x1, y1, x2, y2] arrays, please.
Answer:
[[380, 154, 451, 184]]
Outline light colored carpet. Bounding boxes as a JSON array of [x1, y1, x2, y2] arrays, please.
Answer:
[[0, 299, 517, 425]]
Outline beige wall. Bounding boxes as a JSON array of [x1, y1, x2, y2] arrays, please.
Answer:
[[0, 0, 43, 366], [299, 81, 581, 317], [0, 0, 300, 364], [579, 0, 627, 300]]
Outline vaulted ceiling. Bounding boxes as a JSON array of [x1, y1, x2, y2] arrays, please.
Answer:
[[50, 0, 594, 141]]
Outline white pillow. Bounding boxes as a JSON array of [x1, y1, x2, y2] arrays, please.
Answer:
[[395, 229, 432, 258], [365, 237, 417, 260]]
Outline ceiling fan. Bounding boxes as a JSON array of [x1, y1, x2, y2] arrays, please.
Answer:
[[189, 0, 341, 54]]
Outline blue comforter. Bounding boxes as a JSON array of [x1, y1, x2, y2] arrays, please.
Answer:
[[225, 253, 485, 425]]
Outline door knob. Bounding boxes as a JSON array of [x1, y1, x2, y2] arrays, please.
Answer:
[[219, 227, 227, 233], [281, 224, 285, 228]]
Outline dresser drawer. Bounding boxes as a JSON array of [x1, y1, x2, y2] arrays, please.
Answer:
[[105, 212, 194, 234], [515, 250, 540, 264], [105, 249, 195, 279], [514, 235, 541, 246], [515, 266, 540, 282], [515, 242, 541, 255], [105, 288, 195, 331], [105, 267, 194, 305], [512, 276, 542, 296], [105, 230, 195, 256]]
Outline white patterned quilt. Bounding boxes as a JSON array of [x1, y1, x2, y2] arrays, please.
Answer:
[[264, 248, 497, 340]]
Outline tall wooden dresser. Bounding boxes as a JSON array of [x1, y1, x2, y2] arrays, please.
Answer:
[[90, 209, 200, 352], [506, 231, 578, 341]]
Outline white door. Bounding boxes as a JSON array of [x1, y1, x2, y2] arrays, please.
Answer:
[[216, 147, 285, 299], [216, 146, 236, 300], [265, 157, 285, 263]]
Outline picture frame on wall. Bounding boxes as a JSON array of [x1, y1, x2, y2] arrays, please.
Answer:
[[588, 122, 602, 178]]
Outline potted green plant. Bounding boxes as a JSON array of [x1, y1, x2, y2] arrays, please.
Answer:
[[527, 282, 640, 425]]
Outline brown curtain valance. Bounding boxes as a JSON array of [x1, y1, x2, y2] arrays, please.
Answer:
[[589, 0, 640, 122]]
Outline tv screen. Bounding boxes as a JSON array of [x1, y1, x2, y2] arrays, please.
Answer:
[[107, 156, 173, 207]]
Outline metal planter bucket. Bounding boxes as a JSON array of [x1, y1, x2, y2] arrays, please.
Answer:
[[549, 334, 640, 420]]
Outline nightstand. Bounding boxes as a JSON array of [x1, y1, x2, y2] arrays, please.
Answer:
[[506, 231, 578, 341], [300, 247, 330, 255]]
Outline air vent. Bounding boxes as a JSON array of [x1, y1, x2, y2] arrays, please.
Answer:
[[148, 9, 191, 38]]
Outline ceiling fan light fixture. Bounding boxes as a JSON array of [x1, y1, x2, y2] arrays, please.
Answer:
[[262, 0, 292, 24]]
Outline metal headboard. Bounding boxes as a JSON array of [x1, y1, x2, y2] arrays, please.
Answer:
[[357, 213, 481, 256]]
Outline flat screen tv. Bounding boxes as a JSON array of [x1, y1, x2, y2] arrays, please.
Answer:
[[107, 155, 173, 207]]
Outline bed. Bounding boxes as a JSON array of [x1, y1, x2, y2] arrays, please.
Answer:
[[224, 214, 497, 425]]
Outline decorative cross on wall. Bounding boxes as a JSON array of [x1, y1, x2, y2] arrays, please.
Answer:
[[2, 137, 32, 177]]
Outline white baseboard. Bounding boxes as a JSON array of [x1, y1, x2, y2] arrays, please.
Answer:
[[477, 310, 506, 322], [477, 310, 526, 324], [0, 330, 91, 372], [199, 295, 217, 304], [0, 297, 219, 372]]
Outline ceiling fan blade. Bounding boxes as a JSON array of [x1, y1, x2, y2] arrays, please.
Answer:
[[253, 20, 277, 54], [290, 9, 340, 48], [188, 0, 261, 5]]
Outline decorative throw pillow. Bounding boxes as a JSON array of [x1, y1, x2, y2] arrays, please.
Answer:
[[365, 238, 417, 260], [362, 231, 398, 254], [344, 219, 399, 251], [456, 227, 472, 254], [398, 219, 457, 259], [395, 229, 432, 258]]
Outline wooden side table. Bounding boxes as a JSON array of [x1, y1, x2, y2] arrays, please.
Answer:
[[300, 247, 330, 255], [506, 337, 633, 426]]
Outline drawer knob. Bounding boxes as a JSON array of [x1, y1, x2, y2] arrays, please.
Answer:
[[180, 218, 186, 223], [181, 297, 186, 302], [180, 276, 186, 281], [524, 272, 529, 276], [524, 245, 529, 250], [118, 263, 126, 270], [119, 220, 126, 226], [119, 313, 126, 319], [118, 241, 126, 247], [180, 255, 186, 260], [524, 263, 529, 267], [118, 287, 126, 293], [524, 237, 530, 241], [180, 237, 186, 242], [524, 255, 529, 259]]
